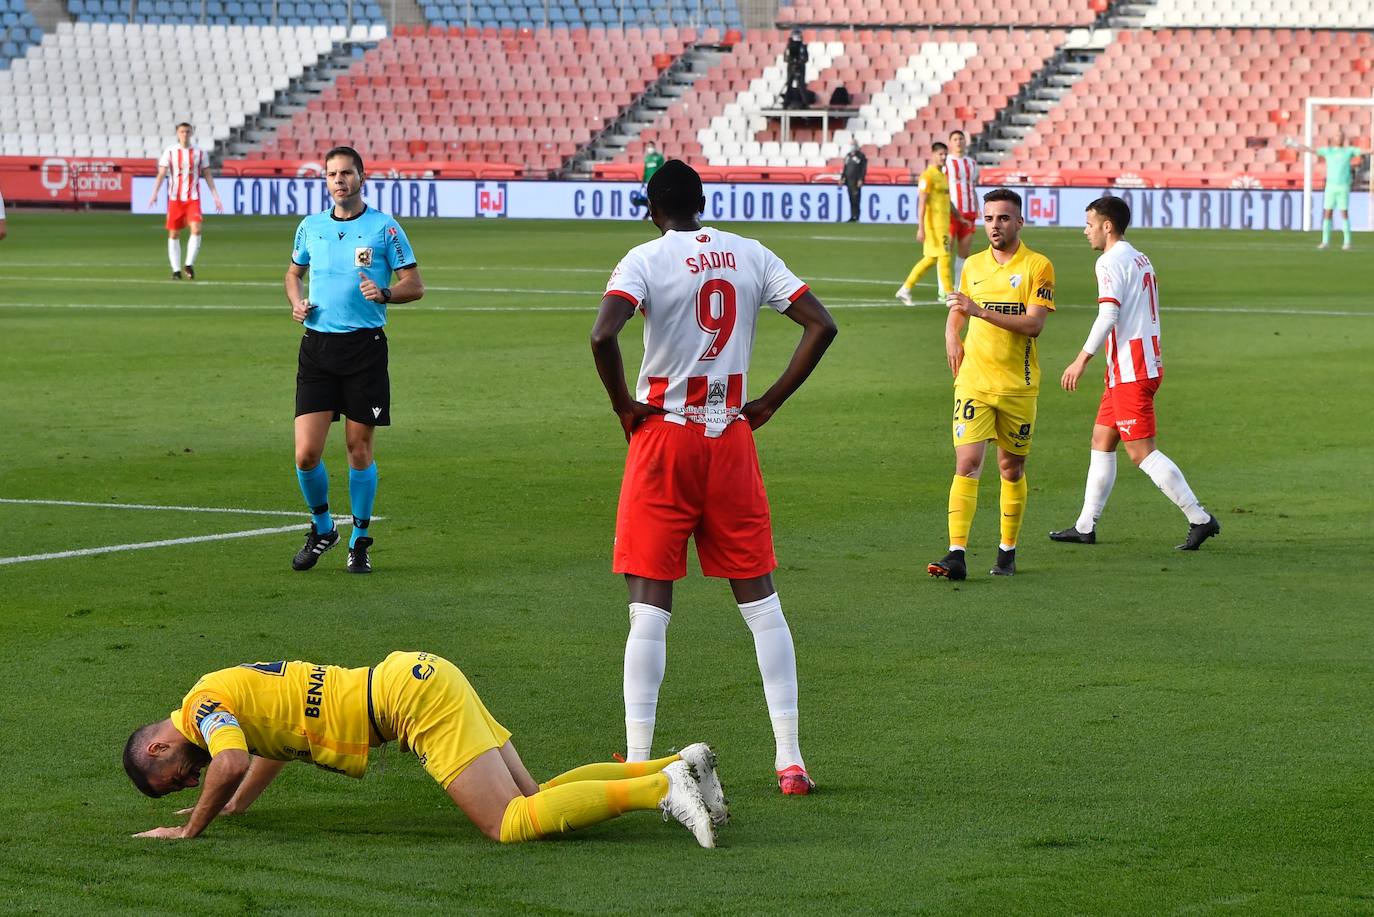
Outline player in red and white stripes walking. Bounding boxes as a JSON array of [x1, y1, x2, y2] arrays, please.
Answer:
[[591, 160, 837, 795], [147, 122, 223, 280], [1053, 196, 1220, 551], [944, 130, 979, 292]]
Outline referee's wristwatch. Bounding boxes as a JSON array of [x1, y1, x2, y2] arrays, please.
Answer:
[[379, 287, 392, 303]]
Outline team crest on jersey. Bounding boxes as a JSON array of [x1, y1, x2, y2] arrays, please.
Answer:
[[355, 247, 373, 267], [696, 233, 710, 243], [707, 379, 727, 405], [1009, 274, 1022, 288]]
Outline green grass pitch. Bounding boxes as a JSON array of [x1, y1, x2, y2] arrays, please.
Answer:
[[0, 212, 1371, 915]]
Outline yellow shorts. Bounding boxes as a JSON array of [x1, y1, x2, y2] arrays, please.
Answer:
[[952, 388, 1038, 455], [371, 651, 512, 790]]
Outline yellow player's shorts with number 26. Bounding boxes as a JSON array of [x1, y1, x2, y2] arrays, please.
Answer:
[[951, 388, 1038, 455]]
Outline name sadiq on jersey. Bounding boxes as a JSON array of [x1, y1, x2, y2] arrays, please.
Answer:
[[685, 251, 738, 274]]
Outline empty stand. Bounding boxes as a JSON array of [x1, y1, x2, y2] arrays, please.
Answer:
[[623, 29, 1059, 174], [66, 0, 385, 26], [254, 27, 692, 173], [416, 0, 741, 32], [778, 0, 1094, 28], [0, 22, 340, 157], [0, 0, 43, 69], [1000, 28, 1374, 182], [1143, 0, 1374, 29]]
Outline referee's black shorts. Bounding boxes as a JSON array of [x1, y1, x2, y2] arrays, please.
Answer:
[[295, 327, 390, 426]]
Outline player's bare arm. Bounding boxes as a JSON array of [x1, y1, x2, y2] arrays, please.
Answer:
[[947, 293, 1048, 337], [147, 167, 168, 208], [286, 262, 312, 323], [175, 755, 286, 817], [915, 189, 928, 243], [134, 748, 250, 839], [360, 265, 424, 304], [1061, 351, 1095, 391], [590, 292, 666, 441], [201, 166, 224, 213], [741, 290, 837, 430], [944, 308, 967, 377]]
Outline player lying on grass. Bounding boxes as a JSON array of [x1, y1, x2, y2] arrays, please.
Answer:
[[123, 651, 726, 848]]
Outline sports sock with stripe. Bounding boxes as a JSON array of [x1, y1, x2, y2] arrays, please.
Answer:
[[348, 462, 377, 547], [539, 753, 679, 789], [296, 462, 334, 534]]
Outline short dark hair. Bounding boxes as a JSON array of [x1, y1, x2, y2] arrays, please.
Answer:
[[948, 129, 966, 140], [123, 722, 164, 798], [175, 122, 192, 130], [931, 141, 948, 153], [983, 187, 1022, 211], [1086, 195, 1131, 234], [324, 146, 365, 174], [647, 159, 704, 218]]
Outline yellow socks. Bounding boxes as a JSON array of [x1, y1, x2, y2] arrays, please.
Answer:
[[1000, 475, 1027, 548], [499, 773, 669, 843], [539, 753, 679, 789], [936, 255, 953, 296], [948, 474, 979, 549]]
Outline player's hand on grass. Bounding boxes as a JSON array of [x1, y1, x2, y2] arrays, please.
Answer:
[[291, 299, 313, 323], [133, 825, 187, 839], [1061, 354, 1091, 392], [358, 272, 385, 303], [616, 400, 666, 442]]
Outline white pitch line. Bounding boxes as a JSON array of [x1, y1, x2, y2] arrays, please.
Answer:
[[0, 299, 1368, 317], [0, 497, 305, 516], [0, 523, 308, 566]]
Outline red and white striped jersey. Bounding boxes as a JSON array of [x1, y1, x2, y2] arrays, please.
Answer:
[[605, 227, 808, 437], [1097, 239, 1163, 387], [944, 154, 979, 214], [158, 144, 209, 202]]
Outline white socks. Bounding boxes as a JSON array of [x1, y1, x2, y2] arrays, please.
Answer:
[[1139, 449, 1210, 525], [187, 234, 202, 266], [168, 238, 181, 272], [1075, 449, 1117, 532], [623, 603, 670, 762], [739, 592, 803, 771]]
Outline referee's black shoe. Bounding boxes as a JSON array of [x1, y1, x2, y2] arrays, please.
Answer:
[[347, 537, 373, 574], [1049, 525, 1096, 544], [989, 547, 1016, 576], [927, 549, 967, 581], [171, 270, 182, 280], [1175, 514, 1221, 551], [291, 524, 339, 570], [184, 264, 195, 280]]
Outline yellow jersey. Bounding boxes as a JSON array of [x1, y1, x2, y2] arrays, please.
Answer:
[[171, 660, 377, 778], [918, 164, 951, 256], [955, 240, 1055, 396]]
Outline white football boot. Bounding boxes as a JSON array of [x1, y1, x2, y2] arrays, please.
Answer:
[[659, 760, 716, 848], [677, 743, 729, 827]]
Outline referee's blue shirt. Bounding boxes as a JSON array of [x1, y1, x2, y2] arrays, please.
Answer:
[[291, 206, 417, 333]]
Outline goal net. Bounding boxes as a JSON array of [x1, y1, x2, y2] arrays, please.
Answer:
[[1299, 97, 1374, 232]]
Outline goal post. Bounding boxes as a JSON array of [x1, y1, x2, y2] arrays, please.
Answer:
[[1301, 96, 1374, 232]]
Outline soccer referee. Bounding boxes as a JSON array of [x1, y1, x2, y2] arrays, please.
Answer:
[[284, 146, 423, 574]]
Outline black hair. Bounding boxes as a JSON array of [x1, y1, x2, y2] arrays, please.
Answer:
[[647, 159, 704, 218], [123, 722, 164, 798], [1086, 195, 1131, 234], [949, 129, 966, 140], [932, 141, 948, 153], [324, 146, 365, 174], [983, 187, 1023, 211]]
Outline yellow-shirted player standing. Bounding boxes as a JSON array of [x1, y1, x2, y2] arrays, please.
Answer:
[[123, 650, 726, 847], [928, 187, 1055, 580], [896, 141, 969, 304]]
